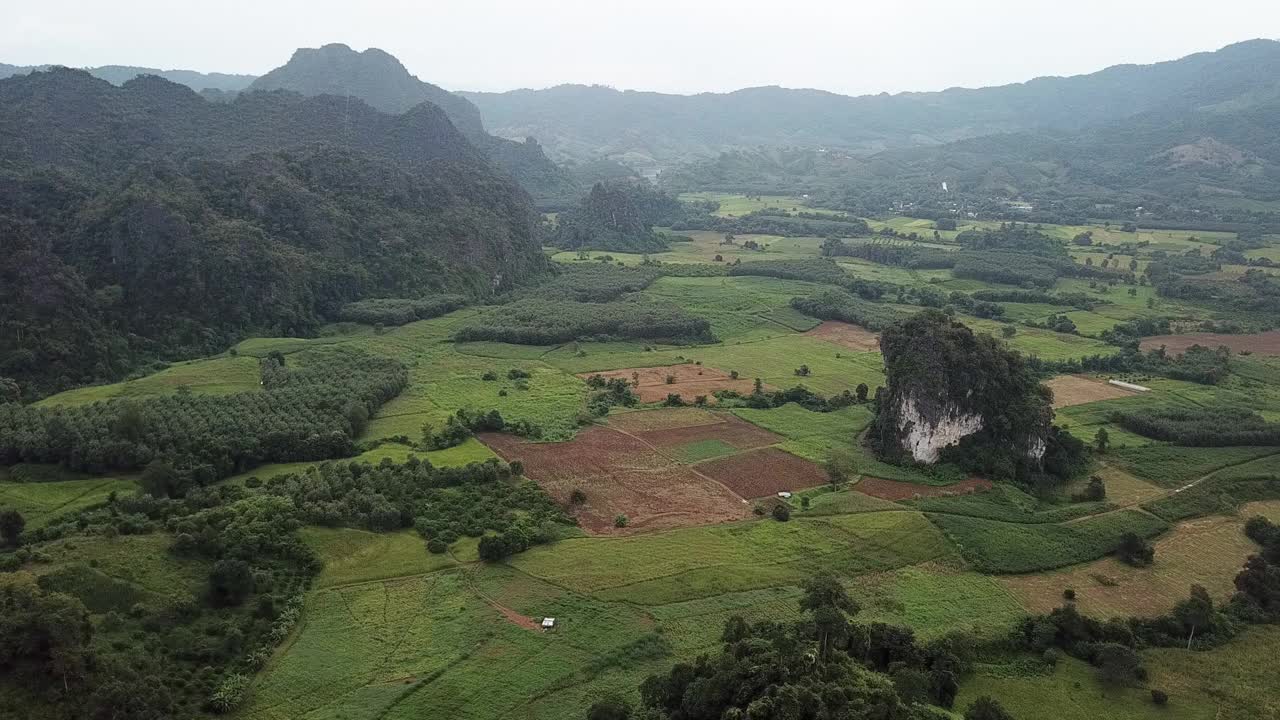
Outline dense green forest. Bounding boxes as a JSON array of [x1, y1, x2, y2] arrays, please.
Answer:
[[0, 68, 546, 399]]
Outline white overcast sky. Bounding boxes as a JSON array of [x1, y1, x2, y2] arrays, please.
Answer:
[[3, 0, 1278, 95]]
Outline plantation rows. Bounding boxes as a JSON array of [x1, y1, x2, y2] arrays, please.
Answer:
[[0, 350, 407, 478]]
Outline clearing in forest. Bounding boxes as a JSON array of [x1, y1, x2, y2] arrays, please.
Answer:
[[1043, 374, 1137, 408], [696, 447, 830, 498], [1139, 330, 1280, 356], [578, 363, 762, 403], [479, 427, 749, 534], [804, 320, 881, 352]]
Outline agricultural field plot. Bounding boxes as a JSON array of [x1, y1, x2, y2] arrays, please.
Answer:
[[605, 407, 723, 432], [0, 476, 138, 529], [1140, 330, 1280, 356], [677, 192, 818, 217], [640, 275, 827, 341], [909, 484, 1106, 523], [35, 354, 263, 407], [1107, 446, 1280, 488], [548, 333, 887, 398], [1044, 374, 1137, 408], [694, 447, 829, 498], [804, 320, 880, 351], [627, 413, 781, 452], [510, 510, 953, 605], [580, 363, 761, 403], [929, 509, 1170, 574], [961, 316, 1115, 361], [859, 476, 991, 501], [300, 527, 467, 589], [479, 427, 749, 534], [851, 563, 1026, 641], [999, 511, 1267, 618]]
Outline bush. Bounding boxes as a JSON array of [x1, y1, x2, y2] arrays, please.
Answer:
[[772, 504, 791, 521], [426, 538, 448, 554], [1151, 689, 1169, 706], [614, 514, 628, 528]]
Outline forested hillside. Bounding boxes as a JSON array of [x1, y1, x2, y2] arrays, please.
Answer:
[[0, 68, 545, 400], [250, 44, 577, 204]]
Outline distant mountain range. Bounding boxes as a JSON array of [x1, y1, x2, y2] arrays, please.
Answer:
[[5, 39, 1279, 212], [462, 40, 1280, 167], [0, 62, 256, 92]]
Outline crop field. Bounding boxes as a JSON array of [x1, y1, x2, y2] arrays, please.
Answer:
[[626, 413, 781, 452], [909, 484, 1106, 523], [480, 427, 750, 533], [1044, 374, 1137, 408], [999, 511, 1269, 617], [929, 509, 1170, 574], [580, 363, 762, 403], [1141, 330, 1280, 356], [804, 320, 880, 351], [1107, 446, 1280, 487], [509, 510, 954, 604], [859, 476, 992, 501], [694, 447, 829, 498], [677, 192, 816, 217], [605, 407, 723, 432], [850, 563, 1026, 640]]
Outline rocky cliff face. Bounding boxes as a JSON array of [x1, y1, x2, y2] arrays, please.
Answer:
[[873, 310, 1053, 470], [893, 394, 985, 463]]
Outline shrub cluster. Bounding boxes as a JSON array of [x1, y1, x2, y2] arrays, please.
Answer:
[[336, 295, 467, 326]]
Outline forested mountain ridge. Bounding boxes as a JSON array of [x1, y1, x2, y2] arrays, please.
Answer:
[[463, 39, 1280, 168], [249, 43, 578, 204], [0, 68, 545, 400], [0, 61, 256, 92]]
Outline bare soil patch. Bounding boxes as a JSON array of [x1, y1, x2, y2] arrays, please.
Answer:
[[1139, 330, 1280, 357], [606, 407, 724, 433], [805, 321, 880, 352], [857, 476, 992, 501], [1044, 374, 1136, 408], [999, 514, 1263, 618], [634, 415, 781, 451], [579, 363, 762, 404], [696, 447, 829, 498], [478, 427, 748, 534]]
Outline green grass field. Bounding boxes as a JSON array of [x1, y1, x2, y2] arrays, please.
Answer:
[[511, 512, 952, 604]]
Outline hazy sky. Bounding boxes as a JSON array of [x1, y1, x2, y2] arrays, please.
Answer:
[[4, 0, 1278, 95]]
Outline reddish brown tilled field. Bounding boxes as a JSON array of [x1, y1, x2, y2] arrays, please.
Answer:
[[855, 476, 991, 501], [633, 415, 781, 451], [477, 427, 749, 534], [578, 363, 764, 404], [694, 447, 829, 499]]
